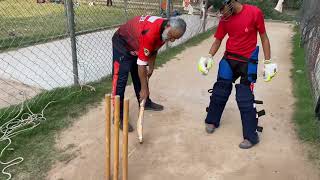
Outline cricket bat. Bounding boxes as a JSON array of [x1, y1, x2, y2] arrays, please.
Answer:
[[137, 68, 150, 144], [137, 99, 146, 144]]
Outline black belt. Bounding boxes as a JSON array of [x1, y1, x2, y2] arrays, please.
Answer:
[[224, 51, 258, 81], [224, 51, 258, 64]]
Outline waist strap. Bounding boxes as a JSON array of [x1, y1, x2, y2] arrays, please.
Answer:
[[224, 51, 258, 64]]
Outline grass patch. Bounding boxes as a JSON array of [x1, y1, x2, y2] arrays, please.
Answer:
[[1, 0, 296, 52], [291, 26, 320, 167], [0, 0, 158, 51], [0, 76, 113, 180], [0, 28, 215, 180]]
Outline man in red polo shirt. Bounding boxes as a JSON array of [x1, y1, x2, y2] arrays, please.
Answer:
[[198, 0, 277, 149], [112, 16, 186, 132]]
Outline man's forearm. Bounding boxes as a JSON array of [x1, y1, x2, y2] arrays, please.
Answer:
[[209, 39, 222, 56], [138, 65, 148, 90], [260, 33, 271, 60], [262, 39, 271, 60], [148, 55, 156, 70]]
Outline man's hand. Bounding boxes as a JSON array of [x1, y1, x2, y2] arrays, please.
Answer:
[[263, 59, 278, 82], [198, 38, 221, 75], [138, 65, 149, 101], [198, 54, 214, 75], [139, 87, 150, 102]]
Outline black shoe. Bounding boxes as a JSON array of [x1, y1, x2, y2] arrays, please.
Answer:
[[120, 121, 134, 132], [144, 99, 164, 111]]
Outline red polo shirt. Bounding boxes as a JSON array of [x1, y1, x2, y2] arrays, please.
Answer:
[[117, 15, 166, 65], [214, 4, 266, 59]]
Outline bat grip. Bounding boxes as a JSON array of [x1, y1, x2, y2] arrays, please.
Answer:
[[140, 99, 146, 107]]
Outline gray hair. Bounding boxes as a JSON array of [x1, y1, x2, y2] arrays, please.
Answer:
[[168, 18, 187, 35]]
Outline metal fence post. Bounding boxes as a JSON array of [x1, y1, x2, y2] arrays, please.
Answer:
[[159, 0, 162, 15], [202, 0, 207, 33], [166, 0, 171, 18], [166, 0, 171, 49], [65, 0, 79, 85], [124, 0, 128, 20]]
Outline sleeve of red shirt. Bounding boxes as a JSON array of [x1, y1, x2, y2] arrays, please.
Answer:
[[137, 33, 155, 65], [214, 21, 227, 40], [255, 8, 266, 34]]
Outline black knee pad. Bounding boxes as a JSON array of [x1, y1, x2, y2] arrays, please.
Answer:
[[235, 84, 255, 112], [236, 84, 265, 133], [206, 81, 232, 112]]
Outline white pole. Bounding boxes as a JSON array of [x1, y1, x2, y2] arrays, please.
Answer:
[[274, 0, 285, 13]]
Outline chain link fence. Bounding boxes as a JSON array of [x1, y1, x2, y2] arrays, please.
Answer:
[[0, 0, 218, 115], [0, 0, 218, 177], [299, 0, 320, 115]]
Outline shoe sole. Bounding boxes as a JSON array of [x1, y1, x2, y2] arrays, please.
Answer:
[[144, 108, 164, 111], [206, 129, 215, 134], [239, 141, 259, 149]]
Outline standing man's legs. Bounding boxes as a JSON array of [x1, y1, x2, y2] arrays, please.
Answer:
[[236, 48, 260, 148], [112, 46, 135, 132], [235, 82, 259, 147], [205, 59, 233, 133], [107, 0, 112, 6], [205, 48, 260, 149]]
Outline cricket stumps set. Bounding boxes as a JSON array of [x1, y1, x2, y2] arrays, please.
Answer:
[[105, 94, 128, 180], [105, 94, 146, 180]]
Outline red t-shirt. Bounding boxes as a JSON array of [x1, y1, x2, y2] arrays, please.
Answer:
[[214, 4, 266, 59], [117, 16, 166, 65]]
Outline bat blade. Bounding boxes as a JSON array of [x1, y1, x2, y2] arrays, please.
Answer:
[[137, 99, 146, 144]]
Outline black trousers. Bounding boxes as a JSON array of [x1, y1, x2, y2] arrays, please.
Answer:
[[112, 42, 142, 121]]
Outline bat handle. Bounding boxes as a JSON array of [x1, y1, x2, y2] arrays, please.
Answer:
[[137, 99, 146, 144], [140, 99, 146, 107]]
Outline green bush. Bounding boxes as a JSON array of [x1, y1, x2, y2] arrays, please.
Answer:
[[241, 0, 295, 21], [272, 0, 303, 9]]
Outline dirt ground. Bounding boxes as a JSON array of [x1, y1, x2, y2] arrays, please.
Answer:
[[0, 78, 42, 109], [47, 22, 320, 180]]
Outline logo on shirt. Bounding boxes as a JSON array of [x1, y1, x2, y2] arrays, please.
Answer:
[[245, 27, 249, 33], [139, 16, 146, 22], [144, 48, 150, 56]]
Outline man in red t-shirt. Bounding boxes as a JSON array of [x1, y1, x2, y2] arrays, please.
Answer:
[[112, 16, 186, 132], [198, 0, 277, 149]]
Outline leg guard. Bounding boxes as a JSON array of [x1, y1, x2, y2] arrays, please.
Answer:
[[205, 80, 232, 127], [255, 100, 265, 133], [251, 83, 266, 133], [235, 84, 259, 144]]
